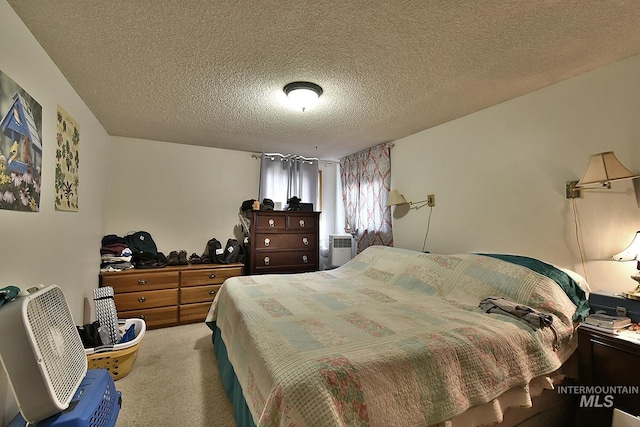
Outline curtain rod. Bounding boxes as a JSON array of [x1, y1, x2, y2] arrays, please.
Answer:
[[250, 152, 335, 165], [250, 143, 394, 164]]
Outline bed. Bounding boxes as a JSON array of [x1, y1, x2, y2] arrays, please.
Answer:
[[205, 245, 589, 427]]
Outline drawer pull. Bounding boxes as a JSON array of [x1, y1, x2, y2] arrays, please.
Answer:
[[302, 255, 308, 263], [138, 296, 146, 303], [209, 274, 216, 279], [302, 237, 309, 245], [264, 256, 270, 266], [138, 279, 147, 285], [209, 290, 217, 296], [299, 219, 305, 227], [268, 219, 275, 227], [264, 237, 270, 247]]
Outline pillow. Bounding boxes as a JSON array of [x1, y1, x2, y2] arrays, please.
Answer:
[[555, 266, 591, 295]]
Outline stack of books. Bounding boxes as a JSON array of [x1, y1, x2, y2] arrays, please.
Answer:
[[580, 313, 631, 335]]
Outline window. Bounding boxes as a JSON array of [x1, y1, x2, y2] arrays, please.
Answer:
[[259, 153, 319, 209]]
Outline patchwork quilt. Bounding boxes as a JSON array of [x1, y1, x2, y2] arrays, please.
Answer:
[[206, 245, 583, 427]]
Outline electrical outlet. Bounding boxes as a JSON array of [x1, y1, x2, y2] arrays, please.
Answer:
[[427, 194, 435, 207]]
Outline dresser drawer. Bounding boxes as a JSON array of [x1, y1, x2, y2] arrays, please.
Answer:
[[255, 214, 287, 230], [180, 284, 221, 304], [179, 302, 212, 324], [101, 271, 179, 293], [180, 266, 243, 287], [253, 250, 316, 269], [254, 233, 317, 250], [287, 214, 315, 230], [114, 289, 179, 312], [118, 306, 179, 330]]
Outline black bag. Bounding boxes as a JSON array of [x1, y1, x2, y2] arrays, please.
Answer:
[[76, 321, 103, 349], [125, 231, 158, 255], [205, 238, 225, 263], [125, 231, 164, 268], [223, 238, 244, 263], [132, 251, 159, 268]]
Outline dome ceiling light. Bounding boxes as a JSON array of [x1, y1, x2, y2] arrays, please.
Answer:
[[283, 81, 323, 112]]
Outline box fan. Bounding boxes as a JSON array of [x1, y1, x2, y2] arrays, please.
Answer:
[[0, 285, 87, 423]]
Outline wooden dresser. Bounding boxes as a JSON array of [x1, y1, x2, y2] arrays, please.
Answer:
[[248, 210, 320, 275], [99, 263, 243, 329]]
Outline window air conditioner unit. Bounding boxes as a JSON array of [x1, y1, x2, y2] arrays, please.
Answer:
[[328, 234, 353, 266]]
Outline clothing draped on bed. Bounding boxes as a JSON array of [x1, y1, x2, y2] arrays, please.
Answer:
[[206, 245, 585, 427]]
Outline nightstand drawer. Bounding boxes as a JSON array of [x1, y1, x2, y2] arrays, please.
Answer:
[[180, 285, 221, 304], [114, 289, 179, 312], [101, 271, 179, 293]]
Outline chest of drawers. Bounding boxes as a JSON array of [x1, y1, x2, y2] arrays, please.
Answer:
[[248, 210, 320, 275], [99, 263, 243, 329]]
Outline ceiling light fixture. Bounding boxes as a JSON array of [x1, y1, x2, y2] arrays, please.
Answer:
[[284, 81, 323, 112]]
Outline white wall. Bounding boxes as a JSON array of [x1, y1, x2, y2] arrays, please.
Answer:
[[0, 1, 110, 423], [391, 54, 640, 292], [105, 139, 341, 260], [105, 137, 260, 255]]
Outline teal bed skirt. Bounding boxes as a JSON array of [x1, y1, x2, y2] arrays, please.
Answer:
[[213, 325, 257, 427]]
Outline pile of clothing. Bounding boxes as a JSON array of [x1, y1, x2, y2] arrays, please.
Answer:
[[100, 234, 133, 272]]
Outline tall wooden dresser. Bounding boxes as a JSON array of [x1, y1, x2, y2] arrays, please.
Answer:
[[99, 263, 243, 329], [248, 210, 320, 275]]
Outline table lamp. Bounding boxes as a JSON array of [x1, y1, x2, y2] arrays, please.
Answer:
[[612, 231, 640, 300]]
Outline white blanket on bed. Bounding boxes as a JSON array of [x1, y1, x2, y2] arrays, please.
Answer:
[[206, 246, 579, 426]]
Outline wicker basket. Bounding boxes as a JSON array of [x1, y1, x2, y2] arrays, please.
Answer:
[[85, 318, 145, 380]]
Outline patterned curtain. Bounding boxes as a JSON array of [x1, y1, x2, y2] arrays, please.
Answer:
[[339, 143, 393, 253]]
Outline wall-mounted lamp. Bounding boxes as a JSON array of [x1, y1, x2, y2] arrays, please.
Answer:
[[612, 230, 640, 300], [387, 189, 434, 209], [284, 81, 323, 112], [566, 151, 638, 198], [387, 189, 435, 252]]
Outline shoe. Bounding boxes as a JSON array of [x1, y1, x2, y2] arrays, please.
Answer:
[[167, 251, 179, 265], [178, 250, 188, 265]]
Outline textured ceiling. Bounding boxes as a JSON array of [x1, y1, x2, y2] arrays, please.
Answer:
[[7, 1, 640, 160]]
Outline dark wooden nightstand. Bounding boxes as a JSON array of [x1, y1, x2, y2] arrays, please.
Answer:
[[576, 325, 640, 426]]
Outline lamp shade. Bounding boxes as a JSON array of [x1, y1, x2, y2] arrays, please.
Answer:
[[576, 151, 638, 187], [387, 190, 408, 207], [612, 231, 640, 261]]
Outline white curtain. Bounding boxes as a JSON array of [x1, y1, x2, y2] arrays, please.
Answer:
[[259, 153, 319, 208]]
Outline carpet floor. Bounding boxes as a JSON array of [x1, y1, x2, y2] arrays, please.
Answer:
[[114, 322, 236, 426]]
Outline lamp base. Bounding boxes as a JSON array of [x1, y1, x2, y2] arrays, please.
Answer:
[[622, 274, 640, 301]]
